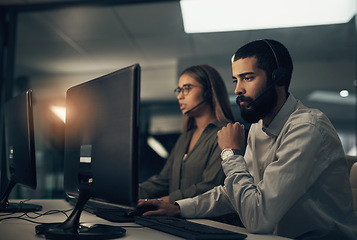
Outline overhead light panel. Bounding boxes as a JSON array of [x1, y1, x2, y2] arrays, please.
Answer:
[[180, 0, 356, 33]]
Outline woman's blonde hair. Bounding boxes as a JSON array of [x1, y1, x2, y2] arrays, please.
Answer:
[[180, 64, 235, 132]]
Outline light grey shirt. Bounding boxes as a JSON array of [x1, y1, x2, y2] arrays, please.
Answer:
[[177, 94, 357, 239]]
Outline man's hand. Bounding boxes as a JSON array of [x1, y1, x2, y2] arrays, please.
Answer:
[[217, 122, 245, 150], [137, 198, 181, 217], [158, 196, 170, 203]]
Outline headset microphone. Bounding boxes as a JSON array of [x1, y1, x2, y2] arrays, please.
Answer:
[[246, 76, 282, 108], [184, 98, 208, 115]]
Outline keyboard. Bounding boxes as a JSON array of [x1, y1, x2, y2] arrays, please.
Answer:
[[95, 205, 158, 222], [95, 207, 136, 222], [135, 216, 247, 240]]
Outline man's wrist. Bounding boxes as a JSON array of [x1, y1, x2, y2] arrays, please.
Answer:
[[173, 202, 181, 217], [220, 148, 240, 161]]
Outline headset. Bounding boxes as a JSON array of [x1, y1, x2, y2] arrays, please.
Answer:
[[261, 39, 290, 86]]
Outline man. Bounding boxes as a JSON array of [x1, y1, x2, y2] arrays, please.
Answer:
[[138, 39, 357, 240]]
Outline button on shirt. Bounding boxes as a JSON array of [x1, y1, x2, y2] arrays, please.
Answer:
[[177, 94, 357, 239]]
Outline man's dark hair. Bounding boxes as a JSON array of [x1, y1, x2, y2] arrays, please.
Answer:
[[232, 39, 293, 92]]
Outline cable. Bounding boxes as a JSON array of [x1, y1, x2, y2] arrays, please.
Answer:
[[0, 200, 145, 229], [0, 203, 73, 224]]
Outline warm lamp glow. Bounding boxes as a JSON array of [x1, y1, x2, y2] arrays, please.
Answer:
[[50, 106, 66, 123], [180, 0, 356, 33]]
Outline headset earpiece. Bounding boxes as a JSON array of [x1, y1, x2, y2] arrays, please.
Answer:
[[203, 88, 212, 100], [272, 67, 290, 86], [261, 39, 289, 86]]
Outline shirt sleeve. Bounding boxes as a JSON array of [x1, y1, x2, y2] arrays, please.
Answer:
[[177, 184, 236, 218], [222, 122, 332, 233], [139, 142, 179, 199]]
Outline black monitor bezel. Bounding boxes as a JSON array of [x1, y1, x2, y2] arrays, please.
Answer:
[[0, 90, 42, 212], [4, 90, 36, 189], [63, 64, 140, 209]]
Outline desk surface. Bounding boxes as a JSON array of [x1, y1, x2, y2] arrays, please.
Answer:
[[0, 199, 292, 240]]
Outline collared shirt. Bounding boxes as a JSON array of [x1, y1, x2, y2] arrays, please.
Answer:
[[140, 120, 237, 203], [178, 94, 357, 239]]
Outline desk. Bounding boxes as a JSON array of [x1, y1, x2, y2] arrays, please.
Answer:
[[0, 199, 292, 240]]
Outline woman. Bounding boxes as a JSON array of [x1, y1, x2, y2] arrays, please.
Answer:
[[139, 64, 236, 203]]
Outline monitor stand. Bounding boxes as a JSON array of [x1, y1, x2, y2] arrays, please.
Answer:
[[0, 180, 42, 212], [35, 188, 126, 240]]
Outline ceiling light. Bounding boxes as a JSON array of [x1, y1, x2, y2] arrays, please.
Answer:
[[308, 90, 355, 105], [340, 90, 349, 97], [180, 0, 356, 33]]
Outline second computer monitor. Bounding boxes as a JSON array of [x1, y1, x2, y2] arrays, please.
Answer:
[[0, 90, 41, 212]]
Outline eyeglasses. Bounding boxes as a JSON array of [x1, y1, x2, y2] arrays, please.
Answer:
[[174, 84, 202, 96]]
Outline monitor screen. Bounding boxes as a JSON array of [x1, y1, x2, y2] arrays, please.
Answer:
[[36, 64, 140, 239], [0, 90, 42, 212], [64, 64, 140, 208]]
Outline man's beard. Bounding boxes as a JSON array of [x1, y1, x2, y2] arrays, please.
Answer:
[[236, 85, 278, 124]]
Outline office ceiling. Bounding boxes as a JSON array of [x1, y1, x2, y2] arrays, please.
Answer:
[[0, 0, 356, 128]]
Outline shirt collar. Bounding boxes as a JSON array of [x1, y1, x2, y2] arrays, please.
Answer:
[[216, 119, 229, 126], [208, 119, 228, 130], [189, 119, 226, 134], [262, 93, 298, 137], [210, 119, 220, 127]]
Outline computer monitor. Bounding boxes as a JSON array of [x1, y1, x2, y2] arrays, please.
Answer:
[[0, 90, 42, 212], [36, 64, 141, 239]]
